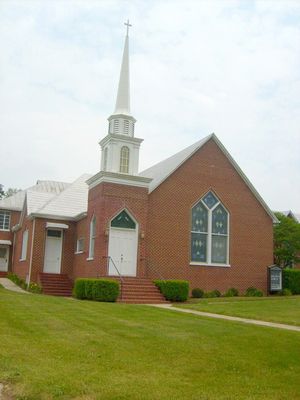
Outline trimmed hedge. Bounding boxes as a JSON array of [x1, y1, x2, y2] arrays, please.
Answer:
[[192, 288, 204, 298], [283, 269, 300, 294], [154, 280, 189, 302], [73, 278, 119, 302], [225, 288, 239, 297]]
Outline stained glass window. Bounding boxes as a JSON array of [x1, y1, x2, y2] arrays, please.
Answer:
[[191, 191, 229, 265], [192, 203, 208, 232], [111, 210, 136, 229], [89, 216, 96, 259], [191, 233, 207, 262], [212, 205, 228, 234], [211, 236, 227, 264], [202, 192, 218, 209]]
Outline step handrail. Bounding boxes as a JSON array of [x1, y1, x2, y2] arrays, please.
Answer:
[[105, 256, 124, 300]]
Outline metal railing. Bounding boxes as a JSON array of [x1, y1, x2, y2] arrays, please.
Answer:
[[105, 256, 124, 300]]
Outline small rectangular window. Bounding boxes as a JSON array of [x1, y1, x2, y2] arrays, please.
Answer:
[[20, 230, 28, 261], [47, 229, 62, 238], [0, 210, 10, 231], [76, 238, 84, 253]]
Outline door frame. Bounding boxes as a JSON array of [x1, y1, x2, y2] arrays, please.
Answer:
[[108, 209, 139, 277], [0, 245, 9, 272], [43, 229, 63, 274]]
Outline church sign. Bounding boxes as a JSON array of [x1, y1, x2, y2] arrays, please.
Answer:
[[268, 265, 283, 293]]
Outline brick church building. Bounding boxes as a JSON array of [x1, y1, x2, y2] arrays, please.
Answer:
[[0, 26, 277, 301]]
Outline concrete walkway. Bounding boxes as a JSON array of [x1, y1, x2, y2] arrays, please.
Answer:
[[151, 304, 300, 333], [0, 278, 30, 294]]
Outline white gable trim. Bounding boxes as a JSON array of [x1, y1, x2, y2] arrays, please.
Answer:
[[46, 222, 69, 230]]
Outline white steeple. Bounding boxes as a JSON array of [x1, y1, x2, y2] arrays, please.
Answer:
[[99, 21, 143, 176], [114, 21, 131, 115]]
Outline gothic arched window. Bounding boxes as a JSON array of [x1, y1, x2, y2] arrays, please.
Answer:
[[191, 191, 229, 265], [119, 146, 130, 173], [88, 216, 96, 259]]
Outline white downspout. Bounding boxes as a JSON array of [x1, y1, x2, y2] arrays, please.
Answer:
[[27, 218, 36, 288]]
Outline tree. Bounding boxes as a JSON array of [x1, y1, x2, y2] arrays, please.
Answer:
[[0, 184, 4, 199], [274, 212, 300, 267], [5, 188, 21, 198]]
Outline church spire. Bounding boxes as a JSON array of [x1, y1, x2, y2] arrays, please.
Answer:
[[114, 20, 132, 115]]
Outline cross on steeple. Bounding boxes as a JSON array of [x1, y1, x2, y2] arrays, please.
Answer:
[[124, 19, 132, 36]]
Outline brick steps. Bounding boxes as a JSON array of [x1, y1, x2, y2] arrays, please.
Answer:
[[118, 277, 167, 304], [40, 273, 73, 297], [0, 271, 7, 277]]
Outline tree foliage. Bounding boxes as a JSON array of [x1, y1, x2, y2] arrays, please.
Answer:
[[0, 185, 21, 199], [274, 212, 300, 267]]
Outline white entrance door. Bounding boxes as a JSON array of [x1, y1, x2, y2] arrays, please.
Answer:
[[108, 228, 137, 276], [0, 246, 9, 272], [43, 230, 63, 273]]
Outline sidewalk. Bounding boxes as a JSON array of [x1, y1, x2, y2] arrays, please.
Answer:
[[0, 278, 30, 294], [151, 304, 300, 333]]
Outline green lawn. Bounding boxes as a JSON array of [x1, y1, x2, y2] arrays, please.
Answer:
[[1, 288, 300, 400], [177, 296, 300, 326]]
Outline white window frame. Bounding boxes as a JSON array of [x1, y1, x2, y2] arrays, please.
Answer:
[[87, 216, 96, 260], [75, 237, 84, 254], [20, 229, 29, 261], [190, 192, 230, 267], [0, 210, 10, 231]]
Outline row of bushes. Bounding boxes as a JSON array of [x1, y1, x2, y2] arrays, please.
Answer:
[[191, 286, 265, 298], [283, 269, 300, 294], [7, 273, 42, 294], [73, 278, 119, 302]]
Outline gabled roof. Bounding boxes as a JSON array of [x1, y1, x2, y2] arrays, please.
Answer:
[[0, 180, 70, 211], [140, 133, 278, 223], [34, 174, 91, 219]]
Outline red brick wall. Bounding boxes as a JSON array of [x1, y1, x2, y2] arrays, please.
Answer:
[[146, 138, 274, 294], [13, 217, 76, 283], [73, 182, 149, 279]]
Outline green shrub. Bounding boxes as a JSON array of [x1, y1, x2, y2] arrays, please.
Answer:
[[283, 269, 300, 294], [154, 280, 189, 302], [225, 288, 239, 297], [7, 273, 26, 290], [84, 279, 95, 300], [203, 290, 221, 298], [280, 288, 293, 296], [73, 279, 88, 299], [191, 288, 204, 298], [73, 278, 119, 302], [28, 282, 42, 294], [245, 287, 263, 297], [92, 279, 119, 302]]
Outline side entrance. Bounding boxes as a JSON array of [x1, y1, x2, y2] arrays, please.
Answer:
[[43, 229, 63, 274], [0, 245, 9, 272]]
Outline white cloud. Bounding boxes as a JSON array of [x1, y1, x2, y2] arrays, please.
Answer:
[[0, 0, 299, 211]]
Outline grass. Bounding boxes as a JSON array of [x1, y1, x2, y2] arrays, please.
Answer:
[[1, 288, 300, 400], [178, 296, 300, 326]]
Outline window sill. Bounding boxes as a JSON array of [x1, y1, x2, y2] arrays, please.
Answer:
[[190, 262, 231, 268], [0, 229, 10, 232], [86, 257, 94, 261], [75, 251, 84, 255], [19, 258, 26, 262]]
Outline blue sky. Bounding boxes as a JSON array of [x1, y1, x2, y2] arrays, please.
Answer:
[[0, 0, 299, 211]]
